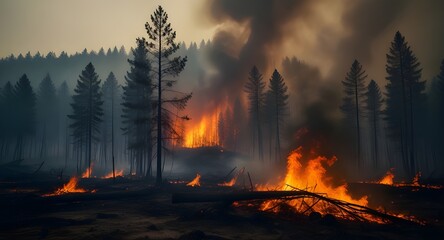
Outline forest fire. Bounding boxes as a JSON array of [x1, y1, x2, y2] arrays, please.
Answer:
[[101, 169, 124, 179], [42, 176, 87, 197], [183, 111, 221, 148], [186, 174, 201, 187], [257, 147, 368, 215]]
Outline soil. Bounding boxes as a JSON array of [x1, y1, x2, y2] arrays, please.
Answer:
[[0, 173, 443, 240]]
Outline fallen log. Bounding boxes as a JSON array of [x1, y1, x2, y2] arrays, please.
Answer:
[[172, 190, 305, 204], [172, 189, 423, 225]]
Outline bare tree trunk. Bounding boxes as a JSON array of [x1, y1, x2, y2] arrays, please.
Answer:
[[156, 26, 163, 185]]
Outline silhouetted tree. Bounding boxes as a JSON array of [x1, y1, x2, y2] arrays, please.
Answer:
[[385, 31, 426, 178], [57, 81, 70, 167], [427, 59, 444, 171], [365, 80, 383, 169], [69, 63, 103, 177], [13, 74, 36, 160], [145, 6, 191, 184], [122, 38, 153, 177], [102, 72, 119, 178], [244, 66, 265, 162], [341, 60, 367, 170], [37, 73, 57, 160], [266, 69, 288, 162], [0, 82, 15, 159]]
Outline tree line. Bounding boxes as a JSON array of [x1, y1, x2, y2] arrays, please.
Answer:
[[341, 31, 444, 179], [0, 6, 190, 184]]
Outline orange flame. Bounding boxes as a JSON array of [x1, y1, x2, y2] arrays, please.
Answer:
[[184, 112, 220, 148], [218, 167, 245, 187], [42, 176, 87, 196], [186, 174, 201, 187], [101, 169, 124, 179], [378, 169, 395, 185], [81, 163, 94, 178], [259, 147, 368, 213]]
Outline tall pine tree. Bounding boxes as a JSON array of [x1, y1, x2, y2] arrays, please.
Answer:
[[385, 31, 426, 178], [244, 66, 265, 162], [122, 38, 153, 177], [341, 60, 367, 170], [37, 73, 57, 159], [69, 63, 103, 177], [102, 72, 119, 178], [13, 74, 36, 160], [266, 69, 288, 163], [145, 6, 191, 184], [365, 80, 383, 169]]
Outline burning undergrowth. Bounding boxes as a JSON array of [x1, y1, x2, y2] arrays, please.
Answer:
[[229, 147, 426, 225], [372, 169, 443, 190]]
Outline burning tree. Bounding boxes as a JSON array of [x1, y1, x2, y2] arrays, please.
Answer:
[[145, 6, 191, 184], [69, 63, 103, 177]]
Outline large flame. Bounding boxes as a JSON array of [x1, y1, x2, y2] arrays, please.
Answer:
[[184, 112, 220, 148], [43, 176, 87, 196], [101, 169, 124, 179], [186, 173, 201, 187], [259, 147, 368, 212]]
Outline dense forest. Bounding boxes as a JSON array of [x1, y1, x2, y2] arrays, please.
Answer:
[[1, 11, 443, 181]]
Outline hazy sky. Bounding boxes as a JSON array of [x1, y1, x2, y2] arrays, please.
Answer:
[[1, 0, 443, 83], [0, 0, 214, 57]]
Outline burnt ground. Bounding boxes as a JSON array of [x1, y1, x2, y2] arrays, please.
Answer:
[[0, 172, 443, 240]]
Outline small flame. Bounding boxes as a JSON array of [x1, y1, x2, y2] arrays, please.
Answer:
[[186, 174, 201, 187], [81, 163, 94, 178], [101, 169, 124, 179], [378, 169, 395, 185], [218, 167, 245, 187], [42, 176, 87, 196], [376, 170, 442, 189]]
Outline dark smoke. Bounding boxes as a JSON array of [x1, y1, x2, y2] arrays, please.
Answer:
[[198, 0, 312, 106], [189, 0, 444, 177]]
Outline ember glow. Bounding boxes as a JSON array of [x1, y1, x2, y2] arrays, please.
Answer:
[[184, 111, 221, 148], [101, 169, 124, 179], [258, 147, 368, 215], [186, 173, 201, 187], [42, 176, 87, 197]]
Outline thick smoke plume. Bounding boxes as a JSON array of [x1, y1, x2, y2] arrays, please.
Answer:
[[194, 0, 444, 154]]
